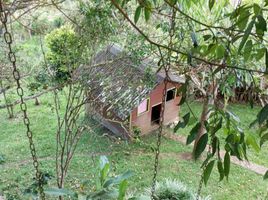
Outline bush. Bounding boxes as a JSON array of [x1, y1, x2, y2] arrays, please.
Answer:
[[134, 179, 211, 200], [45, 25, 81, 83], [132, 126, 141, 141]]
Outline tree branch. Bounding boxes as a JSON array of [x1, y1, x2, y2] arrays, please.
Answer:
[[110, 0, 267, 75], [0, 86, 60, 109]]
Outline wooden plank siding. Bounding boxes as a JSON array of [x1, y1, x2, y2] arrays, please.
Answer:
[[130, 81, 181, 134]]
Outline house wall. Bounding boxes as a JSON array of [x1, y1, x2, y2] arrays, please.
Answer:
[[130, 81, 181, 134]]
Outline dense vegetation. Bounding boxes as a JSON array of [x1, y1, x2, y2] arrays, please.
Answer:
[[1, 0, 268, 199]]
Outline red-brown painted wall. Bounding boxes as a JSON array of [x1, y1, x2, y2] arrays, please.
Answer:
[[130, 81, 181, 134]]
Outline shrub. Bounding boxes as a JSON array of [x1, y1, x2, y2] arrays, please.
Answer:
[[135, 179, 211, 200], [45, 25, 81, 83], [132, 126, 141, 141]]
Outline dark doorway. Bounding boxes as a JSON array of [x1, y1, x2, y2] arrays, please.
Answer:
[[151, 104, 162, 124]]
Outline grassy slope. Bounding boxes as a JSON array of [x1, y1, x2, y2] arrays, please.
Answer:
[[179, 100, 268, 167], [0, 94, 268, 199]]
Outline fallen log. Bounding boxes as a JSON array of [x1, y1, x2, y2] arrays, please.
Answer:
[[0, 86, 59, 109]]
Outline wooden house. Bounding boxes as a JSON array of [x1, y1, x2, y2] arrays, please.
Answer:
[[82, 44, 185, 139]]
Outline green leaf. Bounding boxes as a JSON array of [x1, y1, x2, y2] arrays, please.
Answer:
[[255, 47, 266, 61], [211, 117, 223, 135], [100, 155, 109, 169], [99, 156, 110, 185], [217, 160, 225, 181], [188, 116, 197, 126], [100, 163, 110, 185], [205, 43, 217, 57], [237, 10, 250, 31], [118, 180, 128, 200], [174, 113, 190, 132], [209, 0, 215, 10], [169, 0, 178, 5], [249, 119, 258, 128], [264, 170, 268, 180], [256, 15, 267, 32], [103, 170, 134, 188], [203, 34, 211, 41], [224, 152, 230, 180], [253, 4, 261, 15], [226, 110, 240, 123], [260, 133, 268, 147], [186, 122, 201, 145], [244, 39, 253, 60], [177, 83, 187, 95], [182, 112, 191, 124], [134, 6, 142, 24], [204, 160, 215, 185], [90, 188, 118, 199], [144, 7, 151, 21], [257, 104, 268, 124], [246, 134, 260, 152], [178, 95, 186, 105], [255, 15, 267, 39], [238, 18, 255, 53], [216, 44, 225, 59], [194, 133, 208, 160]]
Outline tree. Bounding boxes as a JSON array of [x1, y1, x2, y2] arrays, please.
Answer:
[[40, 1, 122, 194], [2, 0, 268, 198], [109, 0, 268, 190]]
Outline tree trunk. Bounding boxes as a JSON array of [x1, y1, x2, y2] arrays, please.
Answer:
[[192, 81, 218, 158], [34, 97, 40, 106], [0, 81, 13, 118], [193, 96, 209, 158]]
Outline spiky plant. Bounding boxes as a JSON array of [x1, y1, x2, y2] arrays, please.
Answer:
[[137, 179, 211, 200]]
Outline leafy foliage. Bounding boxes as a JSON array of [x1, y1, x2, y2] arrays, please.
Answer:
[[174, 112, 190, 132], [182, 106, 254, 182], [2, 0, 268, 196], [114, 0, 268, 187], [24, 172, 53, 199], [45, 25, 81, 83], [78, 0, 118, 45], [138, 179, 211, 200], [251, 103, 268, 179], [45, 156, 134, 200]]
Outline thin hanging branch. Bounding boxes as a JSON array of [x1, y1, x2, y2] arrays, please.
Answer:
[[110, 0, 268, 74]]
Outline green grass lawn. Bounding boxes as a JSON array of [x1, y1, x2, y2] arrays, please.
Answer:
[[1, 95, 268, 199], [179, 100, 268, 167]]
